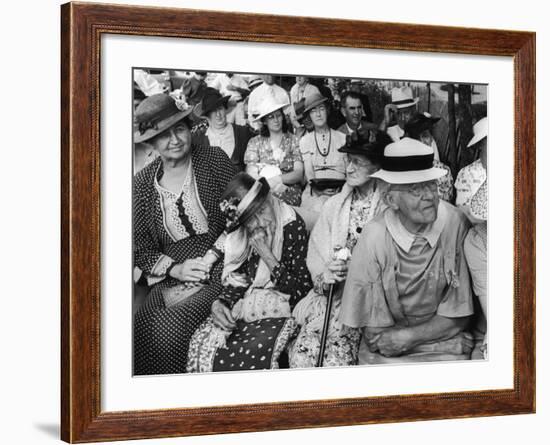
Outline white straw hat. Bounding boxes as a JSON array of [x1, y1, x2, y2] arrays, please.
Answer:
[[391, 86, 419, 109], [467, 117, 488, 147], [370, 137, 447, 184], [253, 96, 289, 122]]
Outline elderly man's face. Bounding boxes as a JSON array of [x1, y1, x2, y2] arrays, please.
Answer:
[[341, 96, 363, 128], [389, 180, 440, 229]]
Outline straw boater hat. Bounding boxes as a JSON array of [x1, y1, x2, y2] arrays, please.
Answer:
[[193, 87, 230, 117], [390, 86, 419, 109], [467, 117, 488, 147], [370, 137, 446, 184], [253, 96, 289, 122], [134, 93, 193, 144], [303, 92, 328, 114], [219, 173, 271, 233]]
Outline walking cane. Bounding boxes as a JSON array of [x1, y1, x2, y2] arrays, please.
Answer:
[[316, 283, 335, 367]]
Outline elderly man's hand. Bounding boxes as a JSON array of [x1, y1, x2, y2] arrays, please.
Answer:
[[367, 328, 413, 357]]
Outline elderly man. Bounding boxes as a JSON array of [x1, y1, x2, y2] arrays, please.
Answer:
[[340, 137, 474, 364], [338, 90, 377, 136], [379, 86, 441, 160]]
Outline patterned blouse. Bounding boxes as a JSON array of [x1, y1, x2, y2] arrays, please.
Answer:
[[434, 159, 454, 202], [346, 184, 380, 252], [133, 147, 236, 288], [244, 133, 303, 206]]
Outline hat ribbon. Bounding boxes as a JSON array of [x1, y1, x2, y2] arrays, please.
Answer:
[[382, 153, 434, 172], [392, 98, 416, 106]]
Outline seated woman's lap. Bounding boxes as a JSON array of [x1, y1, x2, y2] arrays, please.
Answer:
[[134, 282, 222, 375]]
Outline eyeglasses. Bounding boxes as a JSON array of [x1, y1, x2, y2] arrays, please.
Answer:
[[393, 181, 438, 197]]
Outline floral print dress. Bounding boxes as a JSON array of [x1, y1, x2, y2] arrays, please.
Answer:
[[289, 186, 382, 368], [244, 133, 303, 206]]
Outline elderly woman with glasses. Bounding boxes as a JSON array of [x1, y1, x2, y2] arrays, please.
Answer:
[[187, 173, 312, 372], [132, 93, 237, 375], [340, 137, 475, 364], [288, 131, 392, 368]]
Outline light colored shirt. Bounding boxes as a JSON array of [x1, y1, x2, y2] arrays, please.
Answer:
[[206, 125, 235, 159], [207, 73, 249, 102], [340, 200, 473, 329], [290, 83, 320, 105], [299, 129, 347, 182]]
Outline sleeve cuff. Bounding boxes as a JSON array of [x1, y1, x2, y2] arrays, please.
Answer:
[[147, 254, 175, 286]]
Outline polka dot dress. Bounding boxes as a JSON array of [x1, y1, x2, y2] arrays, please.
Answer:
[[133, 146, 237, 375], [187, 215, 313, 372]]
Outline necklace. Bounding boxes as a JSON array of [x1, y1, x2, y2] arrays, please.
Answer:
[[314, 129, 331, 162]]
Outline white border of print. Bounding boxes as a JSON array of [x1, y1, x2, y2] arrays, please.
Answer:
[[101, 34, 513, 412]]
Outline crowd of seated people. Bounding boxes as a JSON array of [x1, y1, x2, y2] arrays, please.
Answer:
[[132, 70, 488, 375]]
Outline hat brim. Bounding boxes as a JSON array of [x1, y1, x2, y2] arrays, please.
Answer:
[[303, 96, 328, 114], [253, 103, 289, 122], [193, 95, 230, 118], [467, 132, 487, 148], [226, 178, 271, 233], [370, 166, 447, 184], [134, 107, 193, 143], [394, 98, 419, 109]]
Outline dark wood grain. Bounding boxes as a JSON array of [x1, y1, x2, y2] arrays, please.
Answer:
[[60, 1, 536, 443]]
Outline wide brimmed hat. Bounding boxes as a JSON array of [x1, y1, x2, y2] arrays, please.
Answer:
[[370, 137, 447, 184], [338, 129, 392, 164], [467, 117, 488, 147], [293, 97, 306, 121], [253, 96, 289, 122], [134, 93, 193, 143], [303, 92, 328, 114], [193, 87, 230, 117], [220, 173, 271, 233], [404, 112, 441, 137], [391, 86, 419, 109]]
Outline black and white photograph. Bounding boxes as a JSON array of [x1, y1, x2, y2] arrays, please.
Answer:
[[132, 69, 488, 376]]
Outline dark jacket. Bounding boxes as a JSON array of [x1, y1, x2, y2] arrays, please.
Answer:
[[192, 124, 253, 173]]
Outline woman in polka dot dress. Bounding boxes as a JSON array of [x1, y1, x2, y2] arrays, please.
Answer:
[[133, 93, 237, 375], [187, 173, 312, 372]]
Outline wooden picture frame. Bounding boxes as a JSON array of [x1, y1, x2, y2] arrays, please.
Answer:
[[61, 1, 536, 442]]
